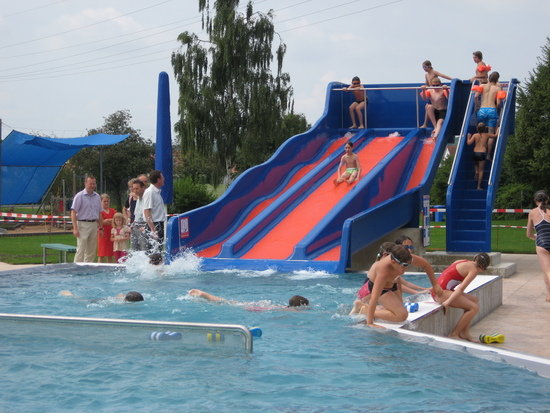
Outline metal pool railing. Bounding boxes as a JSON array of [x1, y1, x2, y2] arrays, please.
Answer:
[[0, 313, 254, 353]]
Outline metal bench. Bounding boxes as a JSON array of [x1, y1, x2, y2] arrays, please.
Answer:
[[40, 243, 77, 265]]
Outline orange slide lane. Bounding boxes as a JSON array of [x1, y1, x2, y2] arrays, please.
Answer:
[[241, 137, 403, 260], [406, 139, 435, 190], [197, 136, 351, 257], [316, 136, 436, 262]]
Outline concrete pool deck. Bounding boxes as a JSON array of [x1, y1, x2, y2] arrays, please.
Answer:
[[1, 253, 549, 359]]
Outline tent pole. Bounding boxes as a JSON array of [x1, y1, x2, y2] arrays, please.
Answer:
[[99, 146, 104, 194], [62, 178, 66, 231], [0, 118, 2, 212]]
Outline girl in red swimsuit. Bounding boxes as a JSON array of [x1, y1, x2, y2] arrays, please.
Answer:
[[432, 253, 490, 342]]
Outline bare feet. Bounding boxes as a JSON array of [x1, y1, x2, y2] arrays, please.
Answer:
[[358, 125, 365, 129], [349, 299, 367, 315], [459, 333, 477, 343], [449, 333, 477, 343], [349, 124, 357, 129]]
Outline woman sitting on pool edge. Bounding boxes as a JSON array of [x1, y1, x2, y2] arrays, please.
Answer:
[[189, 289, 309, 310], [431, 253, 490, 342]]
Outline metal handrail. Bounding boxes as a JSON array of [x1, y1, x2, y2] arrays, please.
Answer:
[[0, 313, 254, 353], [334, 85, 449, 129], [487, 82, 511, 187], [447, 80, 481, 185]]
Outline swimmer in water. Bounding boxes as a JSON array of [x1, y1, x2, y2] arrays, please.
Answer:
[[149, 252, 163, 265], [60, 290, 144, 302], [188, 289, 309, 310]]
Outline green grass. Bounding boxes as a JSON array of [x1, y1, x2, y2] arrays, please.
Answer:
[[0, 218, 535, 265], [0, 234, 78, 265], [426, 218, 535, 254]]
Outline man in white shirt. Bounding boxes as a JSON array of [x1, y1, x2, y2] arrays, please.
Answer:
[[142, 170, 166, 253], [130, 178, 148, 251]]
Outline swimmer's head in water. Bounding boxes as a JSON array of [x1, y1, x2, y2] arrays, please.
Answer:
[[124, 291, 144, 302], [288, 295, 309, 307], [149, 253, 163, 265]]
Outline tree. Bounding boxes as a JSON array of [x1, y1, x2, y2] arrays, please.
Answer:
[[169, 176, 216, 215], [502, 37, 550, 196], [429, 154, 453, 206], [67, 110, 155, 209], [171, 0, 308, 183]]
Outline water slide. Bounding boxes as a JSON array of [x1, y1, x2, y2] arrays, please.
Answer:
[[166, 80, 476, 272]]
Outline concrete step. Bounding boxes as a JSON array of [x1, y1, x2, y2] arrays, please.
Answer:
[[377, 275, 503, 336], [424, 251, 517, 278]]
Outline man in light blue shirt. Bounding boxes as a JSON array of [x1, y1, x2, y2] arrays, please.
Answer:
[[70, 175, 103, 262]]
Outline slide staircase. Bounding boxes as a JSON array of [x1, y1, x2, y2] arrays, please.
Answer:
[[446, 79, 518, 252]]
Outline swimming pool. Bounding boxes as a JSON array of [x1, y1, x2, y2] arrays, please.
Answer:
[[1, 254, 549, 412]]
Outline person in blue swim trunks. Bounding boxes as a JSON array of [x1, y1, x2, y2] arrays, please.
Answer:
[[473, 72, 506, 159], [333, 141, 362, 186]]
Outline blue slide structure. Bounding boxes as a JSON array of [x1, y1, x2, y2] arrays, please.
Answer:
[[446, 79, 518, 252], [165, 79, 513, 272]]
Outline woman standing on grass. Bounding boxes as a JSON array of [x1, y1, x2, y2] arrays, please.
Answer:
[[526, 190, 550, 302]]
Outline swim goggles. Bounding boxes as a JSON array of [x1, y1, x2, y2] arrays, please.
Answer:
[[391, 253, 410, 267]]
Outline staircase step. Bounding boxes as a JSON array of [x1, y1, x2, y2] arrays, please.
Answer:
[[449, 220, 486, 230], [450, 229, 489, 241], [446, 240, 488, 252]]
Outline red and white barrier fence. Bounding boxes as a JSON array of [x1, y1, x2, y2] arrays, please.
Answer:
[[429, 208, 532, 213], [1, 212, 70, 220], [429, 225, 528, 229], [0, 212, 178, 222]]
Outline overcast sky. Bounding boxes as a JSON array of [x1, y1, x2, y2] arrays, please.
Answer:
[[0, 0, 548, 141]]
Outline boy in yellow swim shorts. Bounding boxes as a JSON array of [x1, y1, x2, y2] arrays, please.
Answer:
[[334, 141, 362, 186]]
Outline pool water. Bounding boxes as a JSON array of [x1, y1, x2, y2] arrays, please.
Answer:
[[1, 253, 549, 412]]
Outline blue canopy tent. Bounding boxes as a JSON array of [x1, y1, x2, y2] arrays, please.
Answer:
[[1, 130, 129, 205]]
